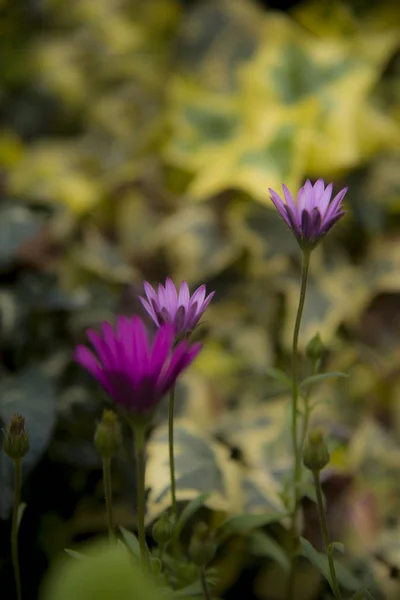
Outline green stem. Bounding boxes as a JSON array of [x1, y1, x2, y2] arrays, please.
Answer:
[[103, 458, 115, 543], [134, 425, 148, 573], [287, 249, 311, 600], [313, 471, 342, 600], [200, 568, 212, 600], [11, 458, 22, 600], [168, 385, 177, 519], [300, 362, 318, 450]]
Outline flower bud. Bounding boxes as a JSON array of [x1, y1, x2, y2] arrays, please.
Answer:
[[94, 410, 122, 459], [152, 513, 174, 546], [306, 333, 324, 362], [189, 522, 215, 566], [3, 413, 29, 460], [303, 428, 330, 472]]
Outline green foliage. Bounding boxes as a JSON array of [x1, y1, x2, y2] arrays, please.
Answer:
[[0, 0, 399, 597], [41, 540, 166, 600]]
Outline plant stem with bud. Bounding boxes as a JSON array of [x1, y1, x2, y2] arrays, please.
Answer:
[[287, 249, 311, 599], [313, 471, 342, 600], [134, 425, 148, 573], [102, 458, 114, 543], [168, 385, 177, 519], [11, 458, 22, 600], [200, 568, 212, 600]]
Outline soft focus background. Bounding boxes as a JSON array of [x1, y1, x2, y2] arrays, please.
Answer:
[[0, 0, 399, 598]]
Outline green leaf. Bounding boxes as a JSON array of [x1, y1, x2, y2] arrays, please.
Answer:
[[216, 512, 286, 542], [64, 550, 87, 561], [299, 372, 348, 390], [17, 502, 27, 531], [248, 531, 290, 572], [42, 540, 166, 600], [266, 368, 291, 388], [175, 492, 210, 539], [351, 588, 376, 600], [171, 581, 204, 598], [300, 537, 360, 592], [119, 527, 140, 558]]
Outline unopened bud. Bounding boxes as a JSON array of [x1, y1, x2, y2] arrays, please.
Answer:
[[306, 333, 325, 362], [152, 513, 174, 546], [94, 410, 122, 459], [189, 522, 215, 566], [3, 413, 29, 460], [303, 428, 330, 472]]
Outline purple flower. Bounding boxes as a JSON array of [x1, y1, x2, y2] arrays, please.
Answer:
[[269, 179, 347, 248], [74, 316, 202, 415], [139, 278, 215, 337]]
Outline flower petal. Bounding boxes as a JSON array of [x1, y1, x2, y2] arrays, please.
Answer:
[[160, 341, 202, 393], [139, 296, 160, 326], [324, 187, 348, 222], [178, 281, 190, 308], [269, 189, 291, 226], [165, 277, 178, 312], [318, 182, 333, 217], [150, 323, 174, 378]]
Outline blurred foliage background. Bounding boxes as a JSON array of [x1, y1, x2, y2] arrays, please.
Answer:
[[0, 0, 399, 598]]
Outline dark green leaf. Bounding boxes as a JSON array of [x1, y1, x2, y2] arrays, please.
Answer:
[[65, 549, 87, 561], [175, 492, 210, 539], [299, 372, 348, 390], [266, 368, 291, 388], [300, 537, 360, 592], [216, 512, 286, 541], [248, 531, 290, 571], [119, 527, 140, 558]]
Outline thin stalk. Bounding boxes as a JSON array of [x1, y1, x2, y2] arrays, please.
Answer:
[[11, 458, 22, 600], [313, 471, 342, 600], [300, 361, 319, 450], [168, 385, 177, 518], [102, 458, 115, 543], [200, 568, 212, 600], [134, 425, 148, 573], [287, 249, 311, 600]]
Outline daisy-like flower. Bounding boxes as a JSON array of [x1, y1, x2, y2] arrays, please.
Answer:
[[269, 179, 347, 249], [74, 316, 202, 416], [139, 278, 215, 338]]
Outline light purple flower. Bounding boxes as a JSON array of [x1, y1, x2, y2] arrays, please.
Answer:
[[139, 278, 215, 337], [269, 179, 347, 248], [74, 316, 202, 414]]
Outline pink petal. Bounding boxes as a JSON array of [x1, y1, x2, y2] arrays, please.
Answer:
[[318, 182, 333, 217], [324, 187, 348, 222], [143, 281, 159, 307], [282, 184, 297, 214], [131, 316, 150, 378], [151, 323, 174, 376], [190, 284, 206, 310], [165, 277, 178, 312], [298, 180, 313, 213], [199, 290, 215, 313], [86, 329, 113, 370], [178, 281, 190, 308], [313, 179, 325, 199], [160, 341, 202, 392], [269, 189, 291, 226], [139, 296, 160, 326]]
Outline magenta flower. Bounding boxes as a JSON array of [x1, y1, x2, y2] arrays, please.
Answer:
[[139, 278, 215, 337], [74, 316, 202, 415], [269, 179, 347, 248]]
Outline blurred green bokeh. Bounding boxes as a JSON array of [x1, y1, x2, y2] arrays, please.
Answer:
[[0, 0, 399, 598]]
